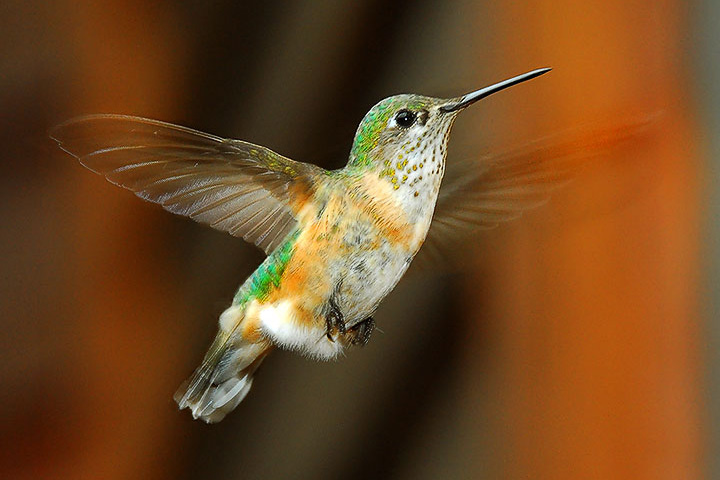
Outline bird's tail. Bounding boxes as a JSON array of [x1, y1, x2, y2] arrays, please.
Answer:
[[174, 306, 271, 423]]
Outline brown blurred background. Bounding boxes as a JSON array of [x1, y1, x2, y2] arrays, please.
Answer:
[[0, 0, 713, 479]]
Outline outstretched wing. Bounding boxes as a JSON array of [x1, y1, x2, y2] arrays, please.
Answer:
[[51, 114, 324, 254], [417, 116, 658, 266]]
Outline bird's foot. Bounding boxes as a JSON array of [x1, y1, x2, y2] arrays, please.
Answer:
[[346, 317, 375, 347], [325, 299, 346, 342]]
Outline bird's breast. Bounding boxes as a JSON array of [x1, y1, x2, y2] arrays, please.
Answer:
[[256, 177, 434, 329]]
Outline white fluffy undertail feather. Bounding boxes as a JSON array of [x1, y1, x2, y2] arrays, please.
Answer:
[[174, 312, 270, 423]]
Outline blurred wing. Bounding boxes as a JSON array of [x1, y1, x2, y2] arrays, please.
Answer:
[[51, 114, 324, 254], [417, 116, 658, 266]]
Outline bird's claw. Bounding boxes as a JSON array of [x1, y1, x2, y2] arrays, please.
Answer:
[[346, 317, 375, 347], [323, 290, 374, 346], [325, 297, 346, 342]]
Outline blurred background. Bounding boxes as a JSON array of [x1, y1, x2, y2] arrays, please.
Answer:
[[0, 0, 714, 478]]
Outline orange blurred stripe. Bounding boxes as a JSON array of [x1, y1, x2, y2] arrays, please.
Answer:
[[463, 1, 702, 478]]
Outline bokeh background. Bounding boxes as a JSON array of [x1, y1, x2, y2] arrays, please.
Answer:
[[0, 0, 715, 478]]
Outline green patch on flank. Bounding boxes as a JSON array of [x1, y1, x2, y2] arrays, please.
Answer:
[[233, 230, 300, 305]]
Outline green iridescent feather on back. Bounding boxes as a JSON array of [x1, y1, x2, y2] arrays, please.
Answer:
[[233, 230, 301, 305]]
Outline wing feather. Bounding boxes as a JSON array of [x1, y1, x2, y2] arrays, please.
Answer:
[[417, 115, 658, 267], [51, 114, 323, 254]]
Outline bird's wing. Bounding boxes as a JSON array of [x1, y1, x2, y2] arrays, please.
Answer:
[[51, 114, 324, 254], [416, 116, 658, 267]]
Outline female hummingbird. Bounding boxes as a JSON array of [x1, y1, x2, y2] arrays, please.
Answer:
[[52, 68, 551, 422]]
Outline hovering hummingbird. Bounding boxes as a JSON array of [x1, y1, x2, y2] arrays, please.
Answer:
[[52, 68, 552, 423]]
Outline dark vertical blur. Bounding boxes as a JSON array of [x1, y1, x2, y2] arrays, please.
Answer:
[[0, 1, 705, 479]]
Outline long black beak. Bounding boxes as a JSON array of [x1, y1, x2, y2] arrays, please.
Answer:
[[440, 67, 551, 113]]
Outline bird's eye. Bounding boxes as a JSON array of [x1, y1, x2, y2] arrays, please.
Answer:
[[394, 109, 417, 128]]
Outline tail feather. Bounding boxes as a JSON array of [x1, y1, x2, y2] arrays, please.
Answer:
[[175, 310, 270, 423]]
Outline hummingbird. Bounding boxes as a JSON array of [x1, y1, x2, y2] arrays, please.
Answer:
[[52, 68, 551, 423]]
